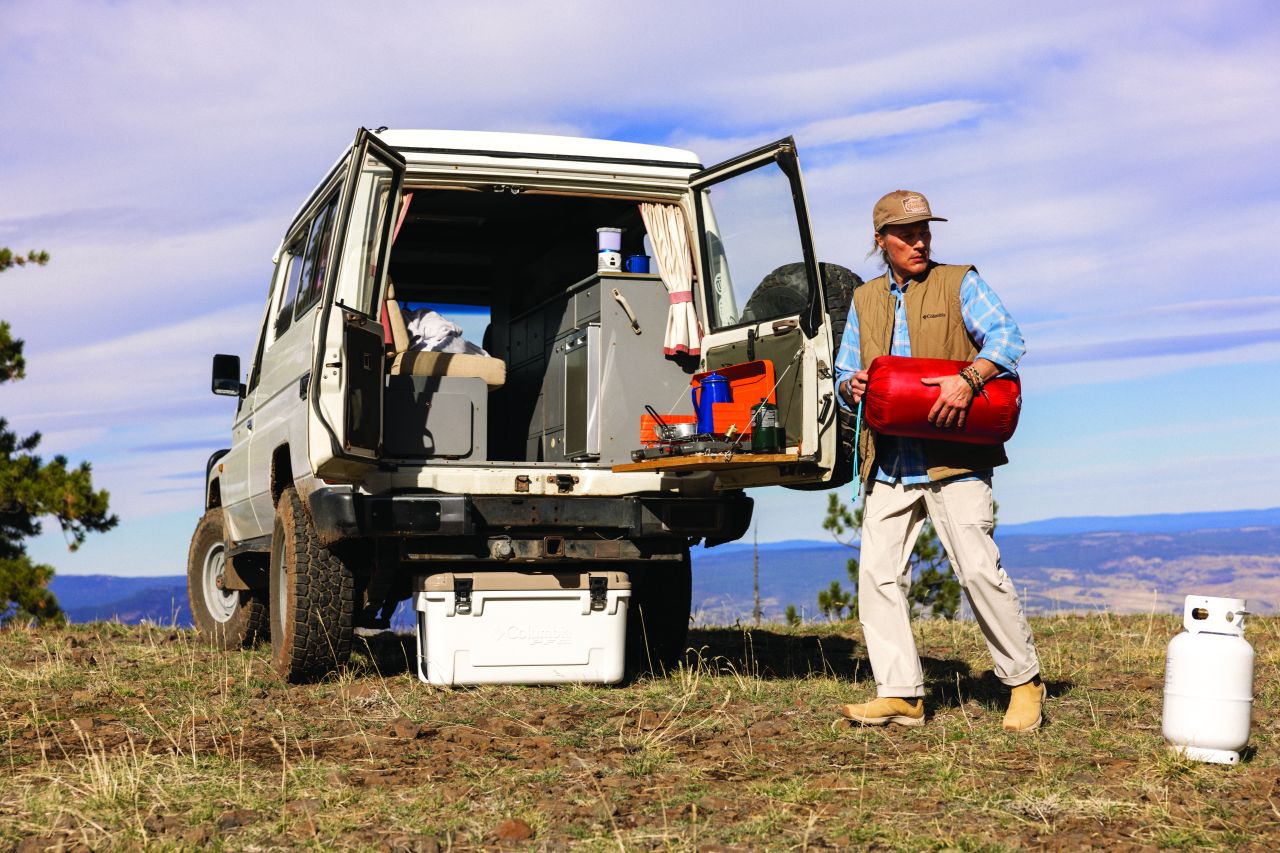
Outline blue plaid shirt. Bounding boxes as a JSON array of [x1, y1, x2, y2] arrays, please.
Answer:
[[834, 267, 1025, 485]]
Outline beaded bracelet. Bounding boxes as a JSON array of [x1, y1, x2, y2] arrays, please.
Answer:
[[962, 365, 984, 389]]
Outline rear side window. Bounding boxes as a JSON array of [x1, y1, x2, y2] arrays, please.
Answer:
[[294, 195, 339, 320], [273, 236, 307, 339]]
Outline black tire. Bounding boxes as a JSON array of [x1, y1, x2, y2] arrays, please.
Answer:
[[626, 551, 693, 678], [187, 509, 268, 649], [788, 261, 862, 492], [269, 486, 354, 683]]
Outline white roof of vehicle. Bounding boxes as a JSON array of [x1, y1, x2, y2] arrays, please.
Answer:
[[375, 129, 703, 170]]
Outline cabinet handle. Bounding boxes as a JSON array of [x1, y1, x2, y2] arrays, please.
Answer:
[[611, 288, 642, 334]]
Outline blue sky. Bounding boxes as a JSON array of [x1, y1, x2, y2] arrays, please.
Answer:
[[2, 1, 1277, 576]]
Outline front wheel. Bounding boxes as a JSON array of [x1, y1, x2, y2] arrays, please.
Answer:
[[269, 486, 354, 683], [187, 509, 268, 649]]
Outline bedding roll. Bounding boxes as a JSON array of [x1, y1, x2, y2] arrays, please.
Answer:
[[863, 355, 1021, 445]]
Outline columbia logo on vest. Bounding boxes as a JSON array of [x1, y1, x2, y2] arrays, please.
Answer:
[[922, 313, 946, 319]]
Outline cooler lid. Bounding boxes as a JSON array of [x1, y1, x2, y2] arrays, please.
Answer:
[[421, 570, 630, 592]]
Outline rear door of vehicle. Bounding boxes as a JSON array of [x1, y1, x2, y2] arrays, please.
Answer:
[[690, 137, 838, 486], [308, 129, 406, 481]]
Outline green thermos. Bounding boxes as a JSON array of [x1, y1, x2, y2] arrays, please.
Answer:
[[750, 399, 779, 453]]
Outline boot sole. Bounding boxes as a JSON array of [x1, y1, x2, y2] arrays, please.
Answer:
[[1003, 713, 1043, 732]]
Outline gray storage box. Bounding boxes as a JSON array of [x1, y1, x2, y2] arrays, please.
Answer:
[[383, 375, 487, 459]]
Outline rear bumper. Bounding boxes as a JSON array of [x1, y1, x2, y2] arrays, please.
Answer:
[[307, 487, 753, 548]]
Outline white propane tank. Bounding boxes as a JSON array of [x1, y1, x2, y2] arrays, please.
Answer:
[[1162, 595, 1254, 765]]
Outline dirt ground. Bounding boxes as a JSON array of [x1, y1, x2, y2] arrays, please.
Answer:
[[1, 615, 1278, 851]]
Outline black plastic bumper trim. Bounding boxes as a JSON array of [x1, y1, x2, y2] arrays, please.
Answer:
[[305, 487, 753, 544]]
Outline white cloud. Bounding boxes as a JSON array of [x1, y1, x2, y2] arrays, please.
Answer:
[[3, 0, 1278, 568]]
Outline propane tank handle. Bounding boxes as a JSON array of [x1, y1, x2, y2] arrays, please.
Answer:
[[1183, 595, 1248, 636]]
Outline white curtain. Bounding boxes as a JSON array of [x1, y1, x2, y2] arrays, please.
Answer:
[[640, 202, 701, 356]]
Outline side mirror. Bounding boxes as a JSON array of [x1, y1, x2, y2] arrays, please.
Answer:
[[211, 354, 245, 398]]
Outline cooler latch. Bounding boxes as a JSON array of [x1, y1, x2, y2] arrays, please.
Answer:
[[455, 577, 474, 615], [589, 576, 608, 611]]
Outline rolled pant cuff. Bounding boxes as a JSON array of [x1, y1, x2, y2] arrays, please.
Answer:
[[996, 664, 1040, 688], [876, 685, 925, 699]]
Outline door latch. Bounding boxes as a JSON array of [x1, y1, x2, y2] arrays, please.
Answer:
[[589, 576, 608, 611], [454, 577, 474, 615]]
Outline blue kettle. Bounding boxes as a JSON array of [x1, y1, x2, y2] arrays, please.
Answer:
[[691, 372, 732, 434]]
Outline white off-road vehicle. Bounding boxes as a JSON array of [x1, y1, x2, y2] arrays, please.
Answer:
[[189, 128, 856, 682]]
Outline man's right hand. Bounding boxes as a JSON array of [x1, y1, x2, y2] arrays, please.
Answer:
[[840, 370, 869, 405]]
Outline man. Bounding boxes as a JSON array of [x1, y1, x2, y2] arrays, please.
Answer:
[[834, 190, 1045, 732]]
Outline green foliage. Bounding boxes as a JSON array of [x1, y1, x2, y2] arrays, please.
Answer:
[[1, 249, 117, 624], [0, 248, 49, 274], [784, 604, 801, 627], [822, 492, 969, 621]]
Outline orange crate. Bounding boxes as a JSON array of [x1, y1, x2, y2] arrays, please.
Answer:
[[690, 360, 776, 437]]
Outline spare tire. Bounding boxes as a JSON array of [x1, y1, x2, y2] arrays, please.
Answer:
[[786, 261, 862, 492]]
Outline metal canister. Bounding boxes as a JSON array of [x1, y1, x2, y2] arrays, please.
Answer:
[[750, 399, 779, 453]]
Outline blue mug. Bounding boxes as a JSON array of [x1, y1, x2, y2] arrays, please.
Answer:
[[624, 254, 650, 274]]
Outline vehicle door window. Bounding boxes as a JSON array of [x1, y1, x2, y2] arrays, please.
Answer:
[[294, 194, 339, 320], [699, 160, 812, 331], [272, 234, 308, 340]]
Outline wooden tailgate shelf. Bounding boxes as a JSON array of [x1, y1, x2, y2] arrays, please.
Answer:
[[611, 453, 799, 473]]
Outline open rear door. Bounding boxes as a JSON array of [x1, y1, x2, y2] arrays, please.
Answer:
[[690, 137, 838, 487], [308, 129, 406, 481]]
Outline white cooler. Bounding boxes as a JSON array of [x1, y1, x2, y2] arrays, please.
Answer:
[[413, 570, 630, 686]]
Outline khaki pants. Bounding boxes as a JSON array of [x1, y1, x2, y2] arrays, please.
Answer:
[[858, 477, 1039, 698]]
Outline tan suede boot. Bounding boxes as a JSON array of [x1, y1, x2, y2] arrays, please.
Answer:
[[1002, 679, 1046, 731], [838, 697, 925, 727]]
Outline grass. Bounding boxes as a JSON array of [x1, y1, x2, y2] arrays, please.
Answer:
[[0, 613, 1276, 850]]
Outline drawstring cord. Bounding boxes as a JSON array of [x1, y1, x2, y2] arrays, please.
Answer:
[[852, 396, 864, 499]]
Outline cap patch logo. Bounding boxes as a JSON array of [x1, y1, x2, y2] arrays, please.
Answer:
[[902, 195, 928, 214]]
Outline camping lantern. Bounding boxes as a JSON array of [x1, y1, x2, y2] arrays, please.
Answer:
[[1162, 595, 1254, 765]]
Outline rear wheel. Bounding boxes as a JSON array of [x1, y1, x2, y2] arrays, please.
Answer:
[[269, 486, 354, 683], [187, 509, 268, 649], [626, 550, 693, 677]]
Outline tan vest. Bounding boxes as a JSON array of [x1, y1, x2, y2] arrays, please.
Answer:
[[852, 262, 1008, 482]]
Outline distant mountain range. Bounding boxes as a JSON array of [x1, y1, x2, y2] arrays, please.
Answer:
[[48, 506, 1280, 627]]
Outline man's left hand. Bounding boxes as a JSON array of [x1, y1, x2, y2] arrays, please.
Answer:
[[921, 374, 974, 428]]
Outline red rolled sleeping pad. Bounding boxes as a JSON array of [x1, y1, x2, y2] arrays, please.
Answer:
[[863, 356, 1022, 445]]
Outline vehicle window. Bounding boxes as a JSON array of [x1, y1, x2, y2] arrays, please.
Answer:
[[272, 235, 307, 340], [700, 160, 810, 331], [334, 152, 398, 317], [294, 194, 338, 320]]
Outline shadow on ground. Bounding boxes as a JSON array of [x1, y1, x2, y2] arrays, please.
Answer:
[[351, 626, 1072, 717]]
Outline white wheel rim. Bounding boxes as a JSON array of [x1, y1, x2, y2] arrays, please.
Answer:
[[201, 542, 238, 623]]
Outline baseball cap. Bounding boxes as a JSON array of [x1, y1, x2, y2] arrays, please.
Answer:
[[873, 190, 947, 232]]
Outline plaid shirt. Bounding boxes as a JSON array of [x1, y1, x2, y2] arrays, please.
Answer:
[[834, 267, 1025, 485]]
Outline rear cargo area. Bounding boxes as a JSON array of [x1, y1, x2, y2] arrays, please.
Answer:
[[382, 188, 698, 466]]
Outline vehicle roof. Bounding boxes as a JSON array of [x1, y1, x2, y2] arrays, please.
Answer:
[[375, 129, 703, 170], [276, 130, 702, 260]]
